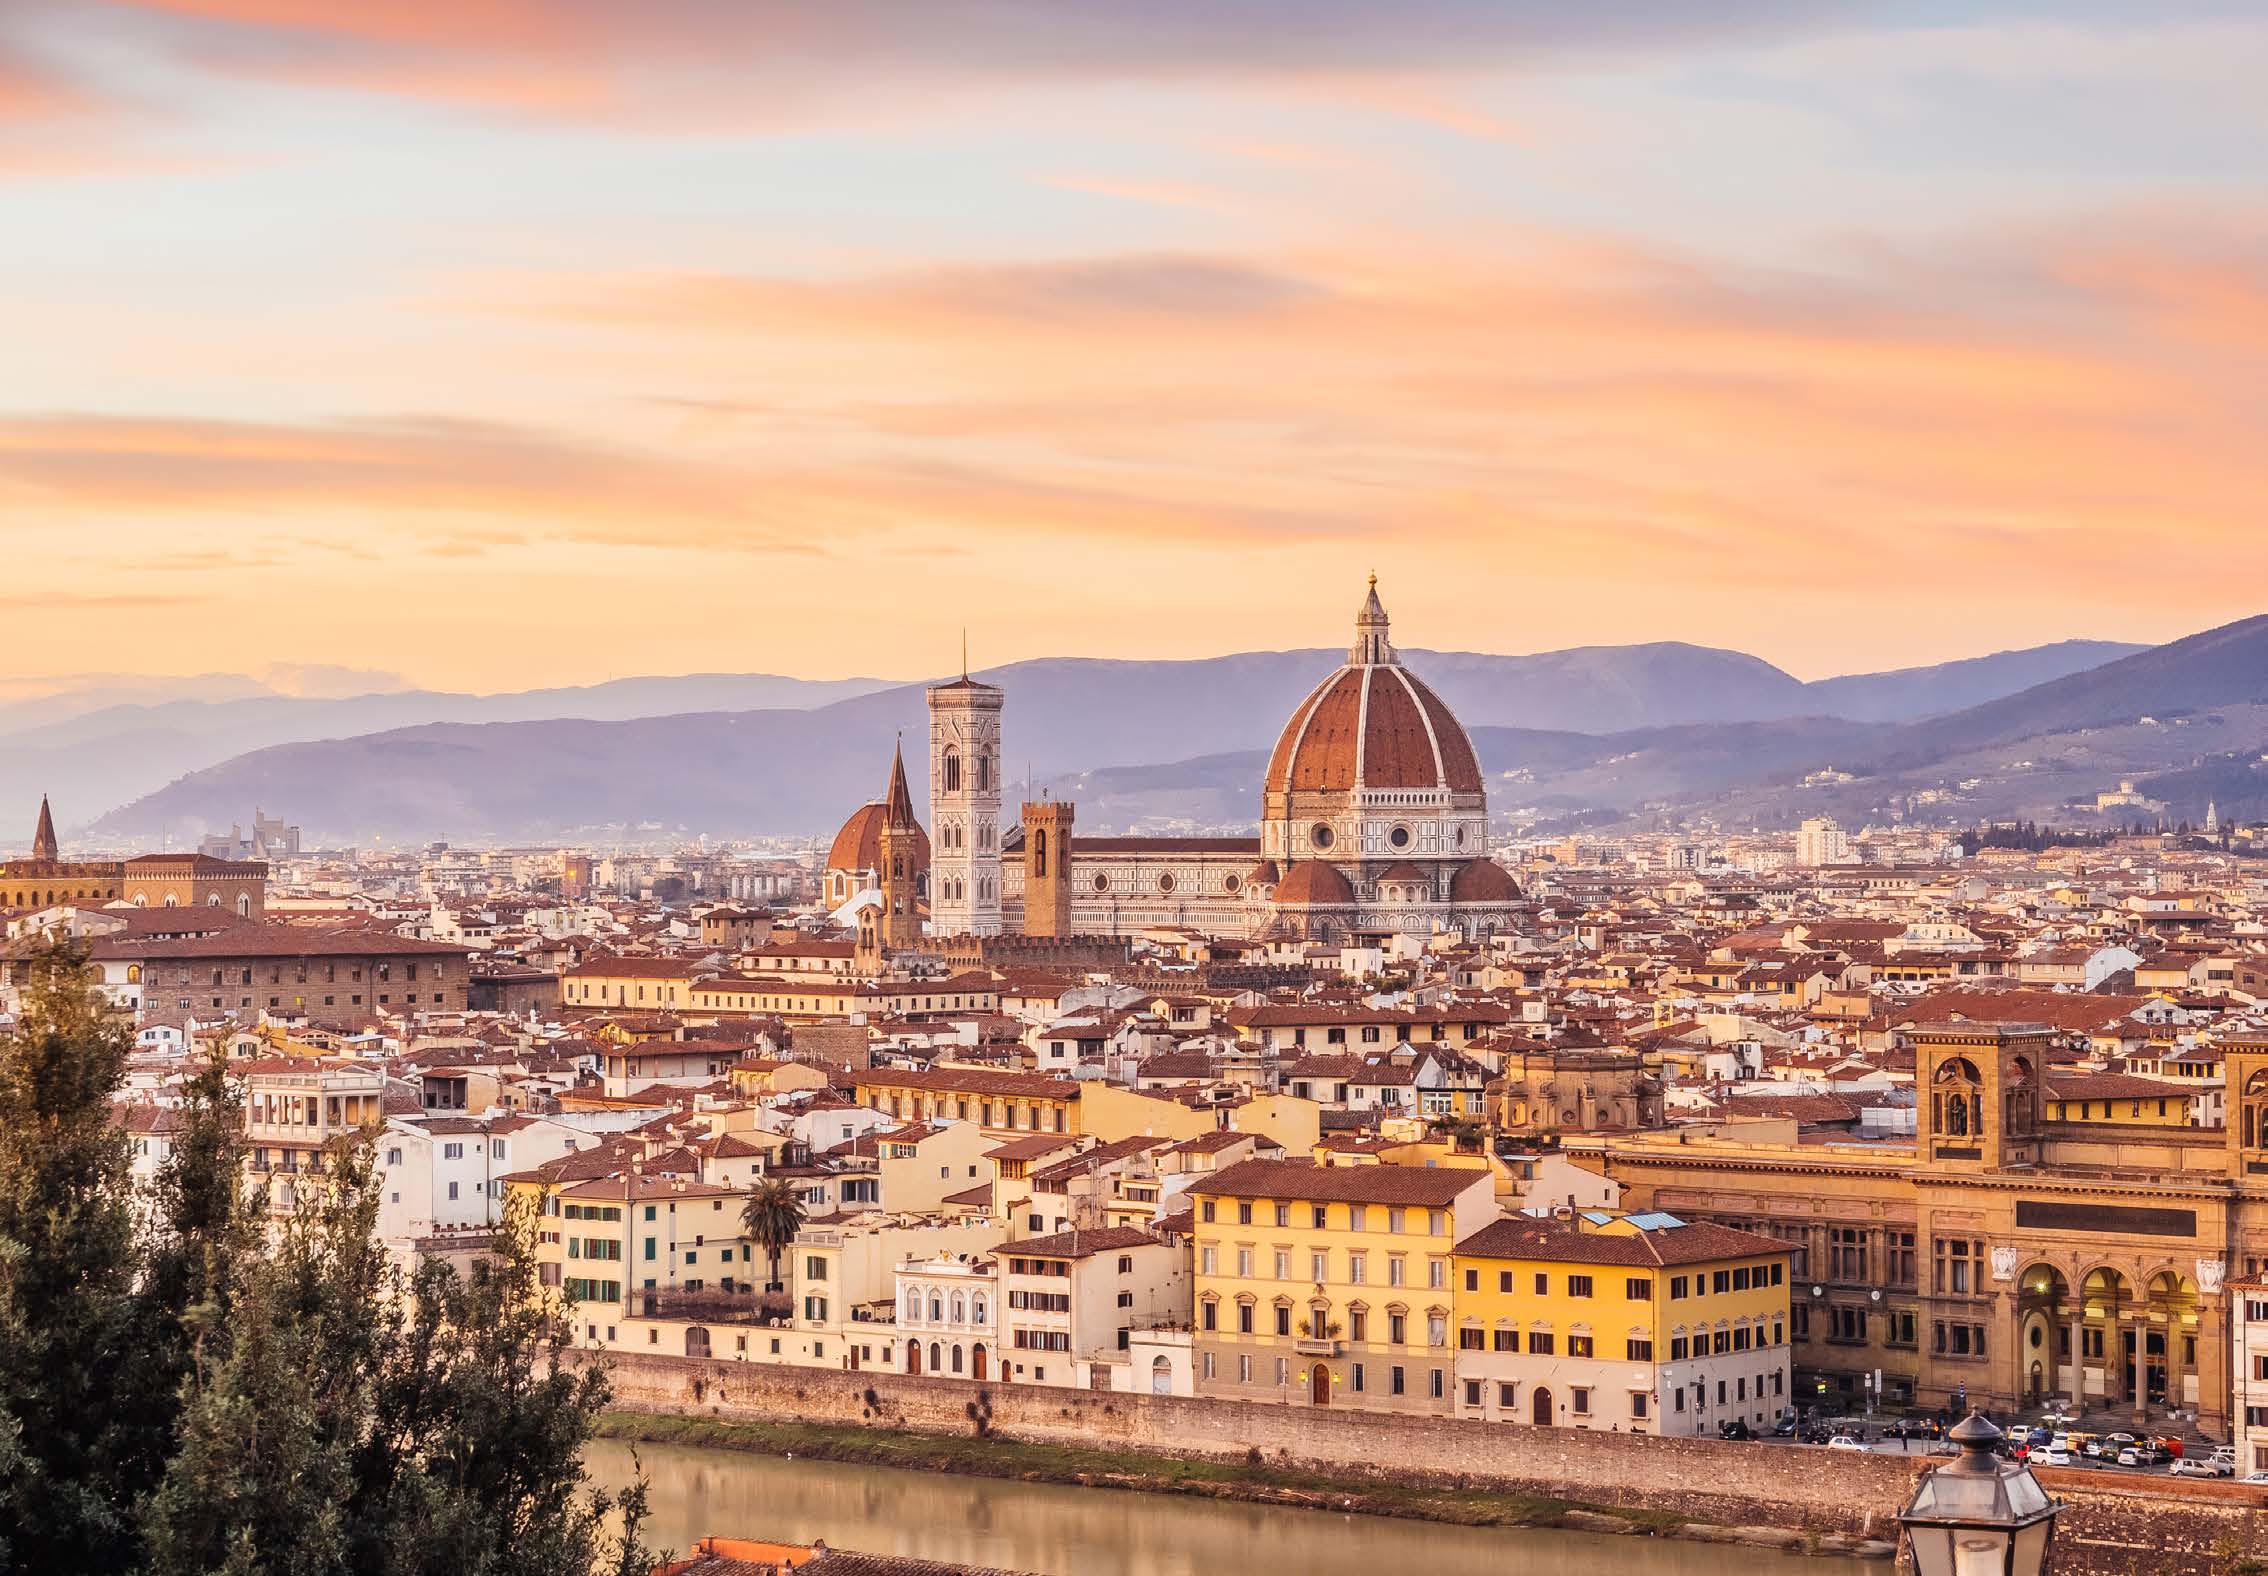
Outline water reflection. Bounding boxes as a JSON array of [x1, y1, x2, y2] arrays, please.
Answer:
[[585, 1439, 1872, 1576]]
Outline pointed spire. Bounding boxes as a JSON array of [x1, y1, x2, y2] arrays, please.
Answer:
[[1351, 575, 1395, 666], [31, 795, 58, 862], [881, 736, 918, 828]]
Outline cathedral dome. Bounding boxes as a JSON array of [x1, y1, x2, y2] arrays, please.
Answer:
[[1263, 580, 1484, 798], [1274, 860, 1356, 907], [1449, 857, 1521, 904], [826, 744, 930, 879]]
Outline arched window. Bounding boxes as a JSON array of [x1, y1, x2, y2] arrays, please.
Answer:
[[127, 965, 142, 984], [943, 748, 962, 793], [951, 1292, 966, 1324], [971, 1296, 987, 1325], [1033, 830, 1048, 879], [930, 1294, 943, 1322], [977, 754, 993, 792]]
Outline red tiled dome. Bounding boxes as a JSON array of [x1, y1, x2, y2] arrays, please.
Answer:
[[1273, 861, 1357, 907], [1449, 858, 1521, 904], [1263, 584, 1484, 798], [827, 745, 930, 876]]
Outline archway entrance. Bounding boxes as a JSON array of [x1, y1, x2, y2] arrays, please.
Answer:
[[1532, 1387, 1553, 1427], [1312, 1365, 1331, 1406], [973, 1344, 988, 1382], [2017, 1264, 2072, 1404], [2081, 1268, 2131, 1405], [2145, 1271, 2199, 1410], [1152, 1356, 1172, 1395], [906, 1340, 922, 1377]]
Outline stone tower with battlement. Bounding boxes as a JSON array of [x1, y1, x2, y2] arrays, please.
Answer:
[[1020, 795, 1074, 939]]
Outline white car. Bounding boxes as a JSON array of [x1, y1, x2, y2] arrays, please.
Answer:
[[1825, 1436, 1866, 1452], [2243, 1471, 2268, 1485], [2171, 1458, 2232, 1479], [2035, 1448, 2074, 1468]]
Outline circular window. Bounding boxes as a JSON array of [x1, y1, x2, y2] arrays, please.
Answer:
[[1159, 873, 1176, 894], [1092, 873, 1111, 893], [1311, 823, 1335, 850], [1223, 874, 1241, 894], [1389, 825, 1412, 850]]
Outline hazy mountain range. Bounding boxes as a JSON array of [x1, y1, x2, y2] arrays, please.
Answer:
[[44, 630, 2232, 848]]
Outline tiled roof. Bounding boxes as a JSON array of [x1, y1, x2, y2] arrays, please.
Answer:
[[1455, 1215, 1789, 1268], [1003, 1225, 1161, 1261], [1192, 1157, 1488, 1208]]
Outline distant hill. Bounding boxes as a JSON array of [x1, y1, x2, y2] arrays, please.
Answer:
[[75, 630, 2176, 846], [1873, 616, 2268, 769], [1800, 640, 2146, 724], [1, 672, 897, 833]]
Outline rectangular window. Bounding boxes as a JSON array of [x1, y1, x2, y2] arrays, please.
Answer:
[[1626, 1337, 1653, 1361], [1530, 1332, 1554, 1356], [1567, 1274, 1593, 1298], [1464, 1379, 1483, 1407], [1492, 1328, 1517, 1353], [1630, 1392, 1649, 1420], [1567, 1335, 1593, 1358], [1571, 1387, 1590, 1416], [1625, 1277, 1652, 1301], [1349, 1205, 1367, 1232], [1390, 1365, 1406, 1396], [1933, 1237, 1981, 1297]]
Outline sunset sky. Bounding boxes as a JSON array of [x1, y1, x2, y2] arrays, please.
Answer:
[[4, 2, 2265, 693]]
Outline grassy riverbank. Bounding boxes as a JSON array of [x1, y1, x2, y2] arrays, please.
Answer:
[[595, 1409, 1700, 1540]]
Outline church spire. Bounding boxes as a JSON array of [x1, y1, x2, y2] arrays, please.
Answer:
[[1350, 573, 1396, 666], [881, 736, 918, 828], [31, 795, 58, 862]]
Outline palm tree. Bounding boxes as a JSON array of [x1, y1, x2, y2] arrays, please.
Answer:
[[741, 1175, 806, 1294]]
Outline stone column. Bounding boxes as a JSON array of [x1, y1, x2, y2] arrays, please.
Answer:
[[2197, 1259, 2230, 1440], [1992, 1288, 2020, 1414]]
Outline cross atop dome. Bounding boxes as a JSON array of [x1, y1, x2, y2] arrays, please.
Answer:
[[1350, 575, 1395, 666]]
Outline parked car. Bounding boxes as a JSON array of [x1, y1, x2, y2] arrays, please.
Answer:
[[2211, 1445, 2239, 1466], [1826, 1436, 1866, 1453], [2242, 1470, 2268, 1485], [1718, 1419, 1756, 1441], [2035, 1448, 2074, 1468], [2171, 1458, 2233, 1479]]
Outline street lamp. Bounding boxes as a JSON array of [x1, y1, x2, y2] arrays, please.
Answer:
[[1898, 1413, 2060, 1576]]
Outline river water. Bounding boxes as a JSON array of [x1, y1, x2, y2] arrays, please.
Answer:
[[585, 1438, 1874, 1576]]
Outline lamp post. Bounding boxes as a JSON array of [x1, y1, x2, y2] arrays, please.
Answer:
[[1897, 1412, 2060, 1576]]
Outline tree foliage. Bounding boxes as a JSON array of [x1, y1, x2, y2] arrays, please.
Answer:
[[0, 938, 657, 1576], [740, 1176, 806, 1292]]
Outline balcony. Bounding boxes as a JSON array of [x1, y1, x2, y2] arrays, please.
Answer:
[[1293, 1337, 1342, 1357]]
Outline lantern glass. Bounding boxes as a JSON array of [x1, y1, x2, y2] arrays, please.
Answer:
[[1950, 1529, 2010, 1576]]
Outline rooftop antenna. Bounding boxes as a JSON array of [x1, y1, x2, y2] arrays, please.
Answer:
[[961, 628, 969, 681]]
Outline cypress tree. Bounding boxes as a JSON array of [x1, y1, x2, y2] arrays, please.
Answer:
[[0, 938, 145, 1571]]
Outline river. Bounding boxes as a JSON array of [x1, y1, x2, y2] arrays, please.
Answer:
[[585, 1438, 1875, 1576]]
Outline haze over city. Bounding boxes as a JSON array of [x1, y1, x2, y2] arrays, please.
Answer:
[[10, 9, 2268, 1576], [6, 2, 2267, 690]]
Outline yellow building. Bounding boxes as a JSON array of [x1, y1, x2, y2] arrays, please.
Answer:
[[1450, 1210, 1792, 1436], [851, 1066, 1082, 1138], [1188, 1157, 1497, 1413], [2043, 1072, 2196, 1127]]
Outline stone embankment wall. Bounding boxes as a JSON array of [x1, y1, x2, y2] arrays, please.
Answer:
[[587, 1351, 2268, 1574]]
